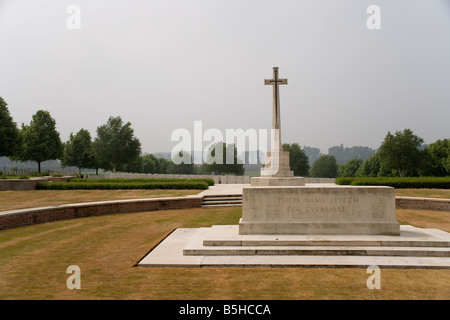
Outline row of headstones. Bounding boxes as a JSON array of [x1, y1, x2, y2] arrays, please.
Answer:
[[87, 172, 252, 184], [87, 173, 250, 184], [1, 169, 75, 176], [86, 173, 336, 184]]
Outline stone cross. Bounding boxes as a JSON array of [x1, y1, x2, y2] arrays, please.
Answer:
[[265, 67, 287, 152]]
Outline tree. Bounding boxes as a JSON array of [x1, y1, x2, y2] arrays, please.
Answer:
[[328, 144, 376, 164], [0, 97, 21, 157], [167, 151, 196, 174], [282, 143, 310, 176], [91, 116, 141, 173], [378, 129, 424, 177], [61, 129, 95, 175], [142, 154, 160, 173], [202, 142, 244, 175], [338, 158, 363, 177], [420, 139, 450, 176], [355, 153, 381, 177], [15, 110, 63, 173], [303, 146, 322, 166], [310, 155, 338, 178]]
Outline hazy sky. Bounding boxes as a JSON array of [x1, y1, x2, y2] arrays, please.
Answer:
[[1, 0, 449, 155]]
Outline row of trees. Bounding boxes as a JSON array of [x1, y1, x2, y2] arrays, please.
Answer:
[[339, 129, 449, 178], [0, 97, 244, 176], [2, 96, 448, 178], [1, 96, 143, 174], [313, 129, 449, 178], [280, 129, 449, 178]]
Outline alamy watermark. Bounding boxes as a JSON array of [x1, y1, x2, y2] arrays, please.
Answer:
[[66, 265, 81, 289], [66, 5, 81, 30], [367, 5, 381, 30], [170, 121, 281, 173], [366, 265, 381, 289]]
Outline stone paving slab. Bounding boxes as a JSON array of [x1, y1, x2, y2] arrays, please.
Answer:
[[138, 225, 450, 269]]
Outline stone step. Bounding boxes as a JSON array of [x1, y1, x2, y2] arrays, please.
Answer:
[[200, 225, 450, 248], [203, 194, 243, 197], [184, 245, 450, 257], [138, 227, 450, 268], [201, 204, 242, 208], [203, 239, 450, 248], [201, 194, 243, 207], [202, 200, 242, 204], [202, 197, 242, 202]]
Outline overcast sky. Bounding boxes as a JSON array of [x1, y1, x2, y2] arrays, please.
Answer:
[[1, 0, 449, 155]]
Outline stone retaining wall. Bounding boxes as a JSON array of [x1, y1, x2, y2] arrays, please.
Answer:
[[0, 177, 72, 191], [395, 197, 450, 212], [0, 196, 202, 231], [0, 179, 40, 191]]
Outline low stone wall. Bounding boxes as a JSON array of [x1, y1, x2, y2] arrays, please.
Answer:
[[395, 197, 450, 212], [0, 196, 202, 231], [0, 177, 72, 191], [0, 179, 40, 191]]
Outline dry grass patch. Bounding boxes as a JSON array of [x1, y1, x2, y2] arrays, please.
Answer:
[[0, 206, 450, 299], [0, 189, 201, 212], [397, 209, 450, 232], [394, 189, 450, 199]]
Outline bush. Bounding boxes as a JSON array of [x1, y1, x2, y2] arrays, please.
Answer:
[[336, 177, 450, 189], [37, 180, 210, 190], [69, 178, 215, 186], [335, 177, 354, 185], [30, 171, 50, 177]]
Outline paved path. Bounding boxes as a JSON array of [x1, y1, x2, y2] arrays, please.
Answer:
[[199, 183, 337, 196], [199, 184, 251, 196]]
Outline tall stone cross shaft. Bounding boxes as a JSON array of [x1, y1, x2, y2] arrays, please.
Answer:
[[264, 67, 287, 152]]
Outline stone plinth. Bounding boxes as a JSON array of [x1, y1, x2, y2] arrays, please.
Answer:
[[239, 186, 400, 235], [251, 176, 305, 186], [252, 151, 305, 186], [260, 151, 293, 177]]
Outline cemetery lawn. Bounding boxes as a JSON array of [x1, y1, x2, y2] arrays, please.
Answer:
[[0, 206, 449, 300], [394, 189, 450, 199], [0, 190, 201, 212]]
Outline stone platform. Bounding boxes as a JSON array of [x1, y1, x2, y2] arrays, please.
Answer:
[[138, 225, 450, 268]]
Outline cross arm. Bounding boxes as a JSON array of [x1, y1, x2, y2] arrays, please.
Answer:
[[264, 79, 288, 85]]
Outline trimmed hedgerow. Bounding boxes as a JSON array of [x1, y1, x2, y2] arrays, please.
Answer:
[[335, 177, 450, 189], [68, 178, 215, 186], [37, 180, 209, 190]]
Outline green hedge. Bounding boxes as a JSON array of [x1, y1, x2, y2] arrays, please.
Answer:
[[69, 178, 215, 186], [37, 180, 210, 190], [335, 177, 450, 189]]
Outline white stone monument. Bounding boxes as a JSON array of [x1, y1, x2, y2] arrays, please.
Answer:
[[138, 68, 450, 268], [240, 67, 400, 235], [251, 67, 305, 187]]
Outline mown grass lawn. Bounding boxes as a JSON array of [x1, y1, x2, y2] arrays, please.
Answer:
[[0, 205, 449, 300], [0, 189, 201, 212], [394, 189, 450, 199]]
